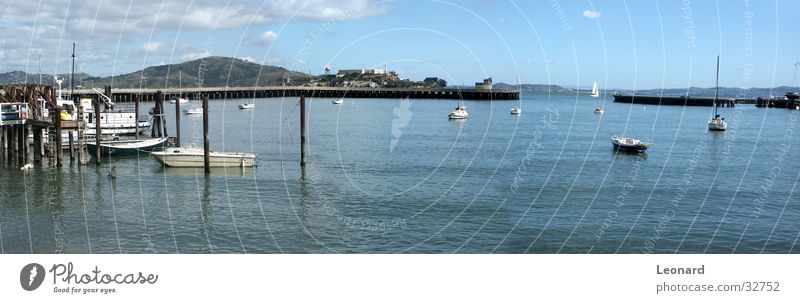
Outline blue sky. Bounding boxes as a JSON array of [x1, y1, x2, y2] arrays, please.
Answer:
[[1, 0, 798, 89]]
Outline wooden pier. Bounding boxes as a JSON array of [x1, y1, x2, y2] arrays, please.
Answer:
[[70, 86, 520, 103], [613, 94, 738, 107], [0, 84, 86, 166]]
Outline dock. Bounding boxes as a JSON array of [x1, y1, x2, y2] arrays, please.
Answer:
[[70, 86, 520, 102], [613, 94, 738, 107], [1, 84, 86, 166]]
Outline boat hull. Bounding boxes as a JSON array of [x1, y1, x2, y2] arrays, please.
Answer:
[[612, 142, 649, 152], [151, 148, 256, 167], [87, 137, 170, 156]]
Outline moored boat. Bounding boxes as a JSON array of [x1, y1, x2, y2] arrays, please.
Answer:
[[238, 103, 255, 110], [150, 146, 256, 167], [448, 104, 469, 119], [611, 135, 650, 152], [333, 98, 344, 104], [87, 137, 170, 156], [184, 108, 203, 115]]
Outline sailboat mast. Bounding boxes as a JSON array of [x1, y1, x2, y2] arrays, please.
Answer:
[[714, 55, 719, 115]]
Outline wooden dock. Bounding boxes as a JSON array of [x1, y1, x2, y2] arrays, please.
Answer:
[[1, 84, 86, 166], [613, 94, 738, 107], [71, 86, 520, 102]]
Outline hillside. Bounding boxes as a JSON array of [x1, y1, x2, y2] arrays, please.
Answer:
[[0, 56, 311, 89]]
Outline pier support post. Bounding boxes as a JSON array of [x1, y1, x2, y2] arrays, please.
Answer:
[[33, 127, 43, 163], [135, 95, 140, 139], [300, 95, 306, 167], [22, 126, 29, 163], [17, 125, 25, 162], [175, 95, 181, 146], [54, 106, 63, 167], [68, 131, 75, 162], [94, 97, 101, 165], [202, 96, 210, 173]]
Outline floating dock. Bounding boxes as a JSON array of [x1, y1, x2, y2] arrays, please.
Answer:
[[71, 86, 520, 102]]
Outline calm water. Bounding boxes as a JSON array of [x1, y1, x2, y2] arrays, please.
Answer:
[[1, 94, 798, 253]]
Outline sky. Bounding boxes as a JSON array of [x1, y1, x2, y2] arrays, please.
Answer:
[[0, 0, 798, 90]]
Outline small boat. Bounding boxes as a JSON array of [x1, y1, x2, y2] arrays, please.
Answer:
[[87, 137, 170, 156], [169, 98, 189, 104], [611, 135, 650, 152], [333, 98, 344, 104], [238, 103, 255, 110], [448, 104, 469, 119], [150, 146, 256, 167], [594, 107, 604, 114], [590, 81, 600, 98], [510, 99, 521, 115], [708, 56, 727, 131], [184, 108, 203, 115]]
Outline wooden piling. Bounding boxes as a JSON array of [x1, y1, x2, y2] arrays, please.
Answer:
[[16, 125, 25, 162], [33, 128, 43, 163], [54, 106, 63, 166], [22, 126, 29, 163], [300, 95, 306, 167], [135, 95, 140, 139], [175, 95, 181, 146], [94, 97, 101, 165], [68, 131, 75, 162], [202, 96, 210, 173]]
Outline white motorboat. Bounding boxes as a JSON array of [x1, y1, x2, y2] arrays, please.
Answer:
[[333, 98, 344, 104], [238, 103, 255, 110], [150, 146, 256, 167], [170, 98, 189, 104], [184, 108, 203, 115], [594, 107, 604, 114], [510, 99, 521, 115], [448, 104, 469, 119], [708, 56, 727, 131]]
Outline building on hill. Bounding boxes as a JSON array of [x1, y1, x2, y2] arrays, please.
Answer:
[[336, 69, 386, 77]]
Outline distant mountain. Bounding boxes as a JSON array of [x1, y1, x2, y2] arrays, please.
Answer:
[[0, 56, 311, 89], [493, 82, 571, 93], [0, 71, 91, 86]]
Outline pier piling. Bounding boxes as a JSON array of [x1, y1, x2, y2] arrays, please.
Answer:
[[54, 106, 63, 167], [300, 95, 306, 167], [175, 96, 181, 147], [202, 96, 210, 173], [94, 97, 101, 165], [135, 95, 140, 139]]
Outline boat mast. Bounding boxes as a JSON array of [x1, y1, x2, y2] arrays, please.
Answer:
[[71, 42, 76, 100], [714, 55, 719, 116]]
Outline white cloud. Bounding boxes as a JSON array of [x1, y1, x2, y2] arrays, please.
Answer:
[[258, 31, 278, 46], [240, 56, 255, 62], [142, 41, 164, 52], [582, 10, 602, 19], [180, 51, 212, 61]]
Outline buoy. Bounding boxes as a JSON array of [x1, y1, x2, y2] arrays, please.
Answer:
[[20, 163, 33, 171], [108, 166, 117, 179]]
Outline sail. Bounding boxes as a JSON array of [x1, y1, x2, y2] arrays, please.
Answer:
[[591, 81, 599, 97]]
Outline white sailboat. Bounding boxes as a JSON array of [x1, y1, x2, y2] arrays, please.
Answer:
[[590, 81, 600, 98], [708, 56, 727, 131], [591, 81, 603, 113], [170, 71, 189, 104]]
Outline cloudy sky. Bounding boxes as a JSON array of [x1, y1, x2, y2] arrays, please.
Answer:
[[0, 0, 798, 89]]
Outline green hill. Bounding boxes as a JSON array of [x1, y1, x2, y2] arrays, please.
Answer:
[[0, 56, 311, 89]]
